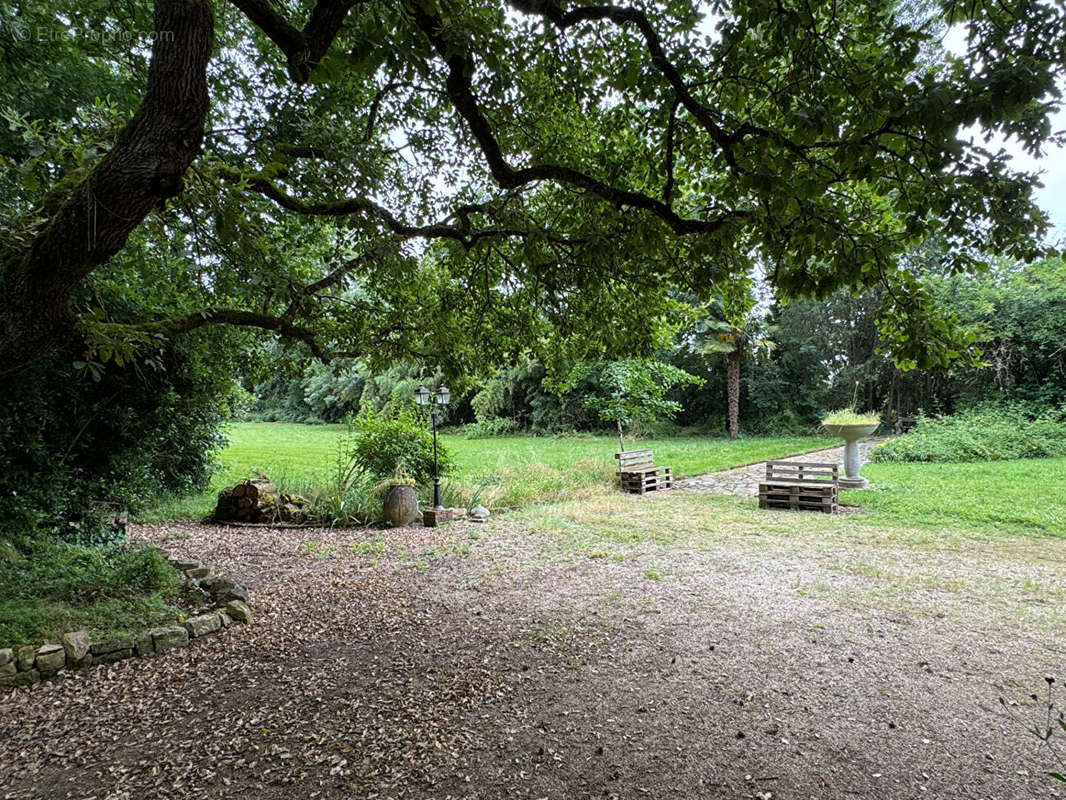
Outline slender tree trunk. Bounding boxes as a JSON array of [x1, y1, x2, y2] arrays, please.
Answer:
[[0, 0, 214, 375], [726, 350, 740, 440], [616, 418, 626, 452]]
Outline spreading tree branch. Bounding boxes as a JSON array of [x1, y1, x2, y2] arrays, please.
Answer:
[[281, 249, 380, 322], [408, 3, 747, 236], [514, 2, 916, 176], [140, 308, 336, 360], [544, 4, 737, 160], [228, 0, 362, 83], [230, 171, 564, 248]]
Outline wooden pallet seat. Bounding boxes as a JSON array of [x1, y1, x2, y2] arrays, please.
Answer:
[[758, 460, 839, 513], [615, 449, 673, 494]]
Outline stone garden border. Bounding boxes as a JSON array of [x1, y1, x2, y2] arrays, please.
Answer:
[[0, 552, 252, 689]]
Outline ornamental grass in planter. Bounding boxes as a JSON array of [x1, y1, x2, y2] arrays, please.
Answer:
[[822, 409, 881, 489]]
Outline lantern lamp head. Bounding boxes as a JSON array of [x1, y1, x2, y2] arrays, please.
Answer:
[[414, 385, 431, 406], [436, 386, 451, 406]]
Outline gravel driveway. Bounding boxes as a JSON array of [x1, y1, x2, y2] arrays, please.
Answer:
[[2, 505, 1064, 800]]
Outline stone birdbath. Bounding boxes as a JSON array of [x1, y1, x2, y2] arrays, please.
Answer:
[[822, 415, 880, 489]]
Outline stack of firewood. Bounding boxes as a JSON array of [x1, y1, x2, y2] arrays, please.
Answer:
[[212, 477, 307, 523]]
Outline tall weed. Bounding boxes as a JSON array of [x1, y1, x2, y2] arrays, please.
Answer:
[[871, 405, 1066, 463]]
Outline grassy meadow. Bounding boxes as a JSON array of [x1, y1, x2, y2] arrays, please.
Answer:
[[143, 423, 835, 521], [508, 484, 1066, 638], [143, 422, 1066, 539], [219, 423, 836, 481]]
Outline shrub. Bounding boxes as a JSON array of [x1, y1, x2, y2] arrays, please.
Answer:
[[0, 333, 234, 545], [870, 405, 1066, 463], [294, 407, 454, 525], [338, 407, 453, 487], [462, 417, 521, 439]]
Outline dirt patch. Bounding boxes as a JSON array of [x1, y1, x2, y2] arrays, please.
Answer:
[[1, 515, 1062, 799]]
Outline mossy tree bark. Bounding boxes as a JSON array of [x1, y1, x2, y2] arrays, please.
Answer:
[[0, 0, 214, 375]]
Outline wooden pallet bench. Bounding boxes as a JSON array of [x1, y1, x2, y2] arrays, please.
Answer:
[[616, 449, 673, 495], [758, 460, 839, 513]]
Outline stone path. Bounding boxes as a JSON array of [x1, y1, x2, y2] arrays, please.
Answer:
[[676, 439, 883, 496]]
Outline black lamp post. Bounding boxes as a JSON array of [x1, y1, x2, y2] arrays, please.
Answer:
[[415, 384, 450, 509]]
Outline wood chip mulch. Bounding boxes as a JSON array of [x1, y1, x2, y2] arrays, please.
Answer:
[[1, 518, 1062, 799]]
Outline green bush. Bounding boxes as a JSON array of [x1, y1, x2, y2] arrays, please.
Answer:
[[870, 406, 1066, 463], [0, 333, 234, 545], [462, 417, 521, 438], [343, 407, 453, 485], [290, 407, 454, 525], [0, 538, 184, 646]]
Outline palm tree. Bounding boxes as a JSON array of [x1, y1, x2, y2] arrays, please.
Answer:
[[698, 318, 776, 440]]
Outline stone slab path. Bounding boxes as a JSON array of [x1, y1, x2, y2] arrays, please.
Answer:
[[676, 440, 884, 495]]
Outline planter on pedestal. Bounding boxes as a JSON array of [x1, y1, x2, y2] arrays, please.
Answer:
[[822, 422, 879, 489]]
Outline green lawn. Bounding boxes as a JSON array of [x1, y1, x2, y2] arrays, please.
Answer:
[[217, 423, 834, 481], [511, 479, 1066, 634], [142, 423, 835, 521], [141, 423, 1066, 538], [845, 458, 1066, 536]]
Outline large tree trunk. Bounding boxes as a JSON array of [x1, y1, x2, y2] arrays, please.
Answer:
[[0, 0, 214, 375], [726, 349, 740, 440]]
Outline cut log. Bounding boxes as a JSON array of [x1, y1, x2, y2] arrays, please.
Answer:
[[211, 476, 305, 524], [250, 478, 278, 503]]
